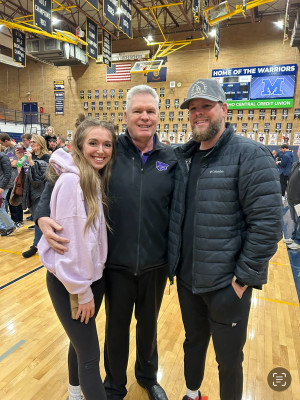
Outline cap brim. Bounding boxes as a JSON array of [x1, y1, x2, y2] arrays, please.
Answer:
[[180, 95, 225, 109]]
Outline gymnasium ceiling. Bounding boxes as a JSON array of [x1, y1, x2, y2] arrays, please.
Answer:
[[0, 0, 299, 52]]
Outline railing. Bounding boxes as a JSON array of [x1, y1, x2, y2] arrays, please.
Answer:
[[0, 108, 50, 130]]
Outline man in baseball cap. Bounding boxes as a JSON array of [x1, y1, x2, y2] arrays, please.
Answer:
[[168, 79, 282, 400], [180, 78, 226, 109]]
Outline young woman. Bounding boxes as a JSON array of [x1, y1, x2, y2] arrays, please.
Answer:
[[43, 125, 57, 150], [16, 135, 50, 257], [38, 119, 116, 400]]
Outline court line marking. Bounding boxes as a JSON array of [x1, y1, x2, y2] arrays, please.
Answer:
[[0, 340, 26, 362], [0, 248, 39, 257], [0, 265, 44, 290], [269, 261, 290, 267], [256, 296, 299, 307]]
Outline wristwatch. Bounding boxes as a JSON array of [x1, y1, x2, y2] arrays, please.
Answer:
[[234, 276, 248, 288]]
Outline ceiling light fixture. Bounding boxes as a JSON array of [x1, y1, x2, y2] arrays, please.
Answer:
[[52, 16, 60, 25], [274, 19, 284, 29]]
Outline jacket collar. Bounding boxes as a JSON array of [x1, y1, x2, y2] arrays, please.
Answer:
[[123, 129, 163, 152], [176, 123, 234, 159]]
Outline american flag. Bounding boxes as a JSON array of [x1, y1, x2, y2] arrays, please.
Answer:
[[106, 63, 132, 82]]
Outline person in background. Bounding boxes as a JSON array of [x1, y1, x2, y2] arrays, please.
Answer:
[[21, 133, 32, 151], [0, 152, 17, 236], [48, 138, 59, 154], [16, 135, 50, 258], [0, 133, 24, 228], [38, 119, 117, 400], [43, 126, 57, 150], [275, 144, 294, 202], [285, 146, 300, 251], [35, 85, 177, 400], [168, 79, 282, 400], [57, 135, 69, 152], [161, 138, 171, 145]]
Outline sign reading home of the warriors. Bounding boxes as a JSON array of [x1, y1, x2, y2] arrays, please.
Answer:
[[102, 29, 112, 67], [12, 30, 26, 66], [103, 0, 119, 28], [212, 64, 297, 109], [33, 0, 52, 34], [86, 18, 98, 60], [119, 0, 132, 38]]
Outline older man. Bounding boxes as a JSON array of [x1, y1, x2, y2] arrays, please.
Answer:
[[35, 85, 177, 400], [168, 79, 282, 400]]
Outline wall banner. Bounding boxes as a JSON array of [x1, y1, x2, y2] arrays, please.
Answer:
[[212, 64, 297, 109], [86, 17, 98, 60], [103, 0, 119, 28], [119, 0, 132, 38], [102, 29, 112, 67], [33, 0, 52, 34], [12, 30, 26, 67]]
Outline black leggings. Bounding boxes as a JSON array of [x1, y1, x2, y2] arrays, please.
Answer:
[[46, 271, 107, 400]]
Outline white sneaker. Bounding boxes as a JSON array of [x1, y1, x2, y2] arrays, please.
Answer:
[[287, 242, 300, 250], [283, 238, 294, 244]]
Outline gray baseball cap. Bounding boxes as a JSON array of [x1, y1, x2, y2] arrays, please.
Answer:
[[180, 79, 226, 109]]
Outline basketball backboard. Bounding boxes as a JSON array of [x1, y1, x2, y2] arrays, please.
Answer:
[[130, 59, 163, 74]]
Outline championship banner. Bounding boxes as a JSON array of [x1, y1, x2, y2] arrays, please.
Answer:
[[214, 25, 220, 60], [102, 29, 112, 67], [203, 0, 209, 37], [33, 0, 52, 34], [86, 0, 98, 10], [119, 0, 132, 38], [54, 80, 64, 115], [103, 0, 119, 29], [86, 17, 98, 60], [193, 0, 200, 22], [55, 91, 64, 115], [12, 29, 26, 67], [147, 67, 167, 83], [212, 63, 297, 109]]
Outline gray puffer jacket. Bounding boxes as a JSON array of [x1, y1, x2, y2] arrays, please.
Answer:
[[168, 123, 282, 293]]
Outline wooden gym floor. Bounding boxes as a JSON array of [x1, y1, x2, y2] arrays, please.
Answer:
[[0, 206, 300, 400]]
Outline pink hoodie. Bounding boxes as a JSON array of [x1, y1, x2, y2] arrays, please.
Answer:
[[38, 149, 107, 304]]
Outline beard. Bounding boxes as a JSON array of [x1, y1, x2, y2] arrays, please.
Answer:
[[192, 118, 223, 143]]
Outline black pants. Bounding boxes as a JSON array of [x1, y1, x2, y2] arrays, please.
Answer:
[[6, 188, 23, 223], [279, 174, 288, 196], [104, 266, 168, 398], [177, 281, 252, 400], [46, 271, 107, 400]]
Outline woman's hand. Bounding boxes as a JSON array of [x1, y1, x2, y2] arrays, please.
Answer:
[[25, 150, 34, 166], [15, 148, 23, 160], [76, 298, 95, 324]]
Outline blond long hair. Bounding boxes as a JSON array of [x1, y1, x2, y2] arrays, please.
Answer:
[[31, 134, 48, 157], [48, 119, 116, 231]]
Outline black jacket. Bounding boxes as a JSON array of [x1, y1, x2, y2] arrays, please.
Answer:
[[35, 132, 177, 275], [0, 153, 12, 190], [168, 124, 282, 293], [287, 161, 300, 205], [106, 132, 177, 274]]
